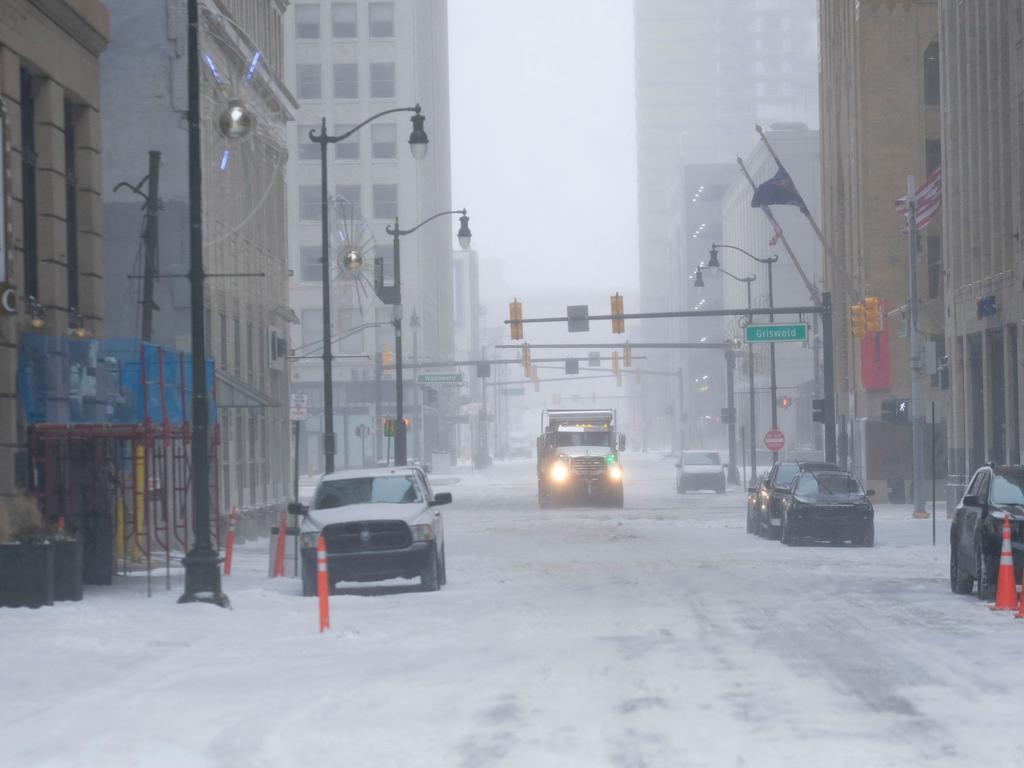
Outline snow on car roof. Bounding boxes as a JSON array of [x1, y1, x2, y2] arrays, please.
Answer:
[[319, 466, 421, 482]]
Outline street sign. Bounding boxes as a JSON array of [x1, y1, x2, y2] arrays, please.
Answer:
[[567, 305, 590, 333], [744, 323, 808, 343], [289, 393, 309, 421], [417, 372, 463, 385], [502, 387, 526, 396], [764, 429, 785, 452]]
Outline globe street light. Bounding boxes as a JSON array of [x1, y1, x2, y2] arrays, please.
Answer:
[[217, 99, 254, 139], [308, 105, 428, 473], [385, 209, 472, 466]]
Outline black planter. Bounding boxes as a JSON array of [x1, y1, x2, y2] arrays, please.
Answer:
[[53, 538, 83, 601], [0, 543, 55, 608]]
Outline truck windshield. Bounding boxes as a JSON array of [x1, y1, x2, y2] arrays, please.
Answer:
[[555, 431, 611, 447], [313, 476, 422, 509]]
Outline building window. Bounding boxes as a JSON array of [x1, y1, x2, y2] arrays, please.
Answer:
[[219, 312, 228, 366], [295, 3, 320, 39], [300, 245, 322, 282], [20, 69, 38, 299], [373, 184, 398, 219], [332, 2, 357, 38], [924, 41, 940, 107], [295, 63, 321, 99], [335, 184, 362, 217], [299, 185, 321, 220], [337, 308, 363, 353], [301, 308, 323, 349], [298, 123, 320, 161], [233, 317, 241, 374], [371, 123, 397, 159], [925, 138, 941, 175], [64, 101, 79, 313], [333, 123, 359, 160], [247, 322, 255, 383], [368, 2, 394, 37], [370, 62, 395, 98], [333, 62, 359, 99]]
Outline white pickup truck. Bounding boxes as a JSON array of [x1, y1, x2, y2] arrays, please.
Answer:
[[289, 466, 451, 594]]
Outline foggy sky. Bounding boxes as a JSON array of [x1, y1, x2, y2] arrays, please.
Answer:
[[447, 0, 639, 320]]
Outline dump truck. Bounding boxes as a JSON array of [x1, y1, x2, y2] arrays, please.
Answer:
[[536, 409, 625, 508]]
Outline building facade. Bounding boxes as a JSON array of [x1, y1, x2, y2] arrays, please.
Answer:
[[940, 1, 1023, 482], [0, 1, 110, 500], [102, 0, 295, 517], [818, 0, 944, 495], [634, 0, 818, 450], [284, 0, 454, 472]]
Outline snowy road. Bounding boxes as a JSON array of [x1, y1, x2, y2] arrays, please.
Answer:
[[3, 454, 1024, 767]]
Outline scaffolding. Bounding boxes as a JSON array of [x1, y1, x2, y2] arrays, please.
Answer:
[[18, 335, 219, 594]]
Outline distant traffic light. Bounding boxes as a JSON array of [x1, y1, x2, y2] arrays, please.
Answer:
[[881, 397, 910, 424], [811, 398, 825, 423], [623, 343, 632, 368], [383, 417, 395, 437], [611, 293, 625, 334], [476, 362, 491, 378], [522, 343, 531, 374], [382, 344, 394, 367], [509, 299, 524, 340], [612, 350, 620, 374], [864, 296, 882, 333], [565, 358, 579, 375], [850, 303, 866, 338], [778, 395, 792, 409]]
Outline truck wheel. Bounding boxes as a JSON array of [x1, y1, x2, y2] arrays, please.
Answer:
[[300, 557, 317, 597], [420, 545, 441, 591], [609, 487, 624, 508]]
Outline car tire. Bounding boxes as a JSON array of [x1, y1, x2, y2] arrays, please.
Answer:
[[300, 557, 317, 597], [746, 510, 754, 534], [439, 545, 448, 586], [780, 513, 795, 546], [421, 545, 441, 591], [950, 535, 974, 594], [976, 538, 996, 601], [860, 523, 875, 548]]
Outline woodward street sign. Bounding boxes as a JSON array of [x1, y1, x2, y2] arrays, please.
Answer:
[[502, 387, 526, 396], [417, 372, 463, 385], [744, 323, 808, 343]]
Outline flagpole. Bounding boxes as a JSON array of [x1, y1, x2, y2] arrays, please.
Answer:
[[755, 124, 831, 252]]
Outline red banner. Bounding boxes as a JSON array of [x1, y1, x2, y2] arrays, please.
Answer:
[[860, 307, 891, 390]]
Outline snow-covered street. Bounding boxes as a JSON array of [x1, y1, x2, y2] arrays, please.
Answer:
[[3, 453, 1023, 767]]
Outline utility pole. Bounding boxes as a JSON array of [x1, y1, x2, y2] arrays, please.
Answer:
[[140, 152, 161, 341], [725, 349, 739, 485], [907, 176, 926, 517]]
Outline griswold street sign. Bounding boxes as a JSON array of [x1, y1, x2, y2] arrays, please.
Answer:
[[744, 323, 808, 343]]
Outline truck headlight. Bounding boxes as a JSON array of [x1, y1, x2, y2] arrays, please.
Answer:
[[608, 464, 623, 482], [550, 461, 570, 483], [299, 532, 320, 549], [410, 524, 435, 542]]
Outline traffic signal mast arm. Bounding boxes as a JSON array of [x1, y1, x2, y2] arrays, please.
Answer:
[[504, 303, 827, 326]]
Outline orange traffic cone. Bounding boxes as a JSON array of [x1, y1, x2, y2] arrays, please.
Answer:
[[991, 515, 1018, 611], [317, 535, 330, 632]]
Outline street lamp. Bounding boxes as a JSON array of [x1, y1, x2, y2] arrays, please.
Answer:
[[698, 266, 758, 486], [385, 209, 472, 466], [711, 243, 781, 463], [308, 105, 428, 474]]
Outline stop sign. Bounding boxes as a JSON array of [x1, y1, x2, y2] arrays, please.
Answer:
[[764, 429, 785, 452]]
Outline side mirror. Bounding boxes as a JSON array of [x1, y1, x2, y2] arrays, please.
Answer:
[[961, 493, 979, 507], [429, 492, 453, 507], [617, 434, 626, 452], [288, 501, 308, 516], [865, 489, 876, 497], [675, 461, 682, 469]]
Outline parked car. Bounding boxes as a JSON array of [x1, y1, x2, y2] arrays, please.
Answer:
[[779, 470, 875, 546], [752, 460, 840, 539], [290, 466, 451, 595], [676, 450, 726, 494], [950, 465, 1024, 600], [746, 473, 766, 533]]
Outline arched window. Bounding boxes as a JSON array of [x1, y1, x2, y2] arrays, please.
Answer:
[[924, 41, 940, 106]]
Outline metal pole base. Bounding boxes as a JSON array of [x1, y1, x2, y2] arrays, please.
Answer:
[[727, 465, 740, 486], [178, 547, 230, 608]]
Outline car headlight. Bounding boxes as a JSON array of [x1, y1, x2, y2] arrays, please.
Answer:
[[410, 524, 435, 542], [299, 532, 321, 549], [608, 464, 623, 481], [550, 461, 570, 483]]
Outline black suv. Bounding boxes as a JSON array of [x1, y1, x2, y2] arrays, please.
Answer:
[[950, 465, 1024, 600], [749, 460, 840, 539]]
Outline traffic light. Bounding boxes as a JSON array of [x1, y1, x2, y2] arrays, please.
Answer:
[[382, 344, 394, 367], [383, 417, 395, 437], [509, 299, 524, 340], [778, 395, 792, 409], [623, 343, 632, 368], [532, 368, 540, 392], [402, 417, 411, 429], [565, 358, 579, 375], [611, 293, 625, 334], [812, 398, 825, 423], [612, 350, 620, 374], [476, 362, 491, 378], [850, 303, 866, 338], [881, 397, 910, 424], [864, 296, 882, 333], [522, 343, 531, 374]]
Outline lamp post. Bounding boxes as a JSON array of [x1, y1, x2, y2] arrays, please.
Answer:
[[710, 244, 781, 463], [697, 264, 758, 486], [308, 106, 428, 474], [385, 210, 472, 466]]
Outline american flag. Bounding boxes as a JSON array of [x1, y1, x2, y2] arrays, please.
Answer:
[[895, 168, 942, 230]]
